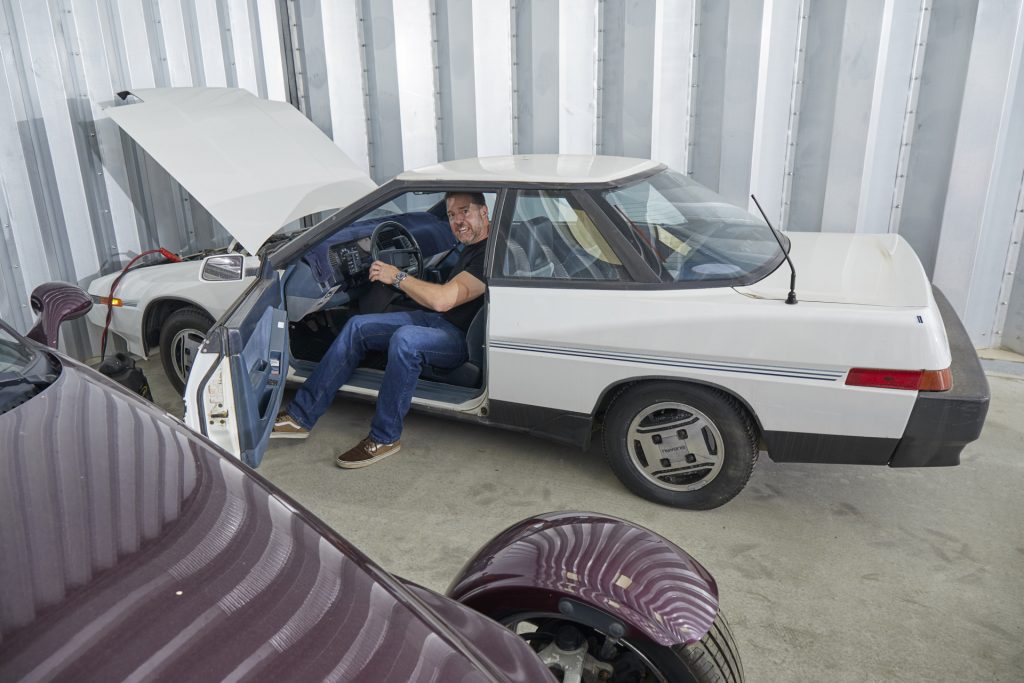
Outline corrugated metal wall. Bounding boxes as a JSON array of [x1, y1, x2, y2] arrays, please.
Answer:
[[1, 0, 1023, 355]]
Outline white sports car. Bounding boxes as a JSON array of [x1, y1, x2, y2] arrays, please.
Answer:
[[95, 88, 989, 509]]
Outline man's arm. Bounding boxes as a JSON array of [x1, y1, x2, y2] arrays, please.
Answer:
[[369, 261, 485, 312]]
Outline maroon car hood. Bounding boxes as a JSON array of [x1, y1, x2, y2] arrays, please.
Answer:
[[0, 356, 550, 682]]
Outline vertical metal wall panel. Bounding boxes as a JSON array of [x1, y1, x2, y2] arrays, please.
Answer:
[[322, 0, 371, 171], [294, 0, 334, 139], [1005, 199, 1024, 353], [749, 0, 801, 224], [255, 0, 287, 101], [787, 0, 845, 232], [225, 0, 260, 95], [116, 1, 157, 88], [1, 0, 1023, 350], [896, 0, 978, 277], [558, 0, 597, 155], [854, 0, 926, 235], [392, 0, 438, 170], [820, 0, 884, 232], [470, 0, 513, 157], [690, 0, 727, 190], [650, 0, 693, 170], [192, 0, 228, 86], [435, 0, 477, 159], [19, 3, 100, 282], [360, 0, 404, 181], [0, 8, 62, 314], [514, 0, 559, 154], [717, 0, 763, 206], [933, 0, 1024, 346], [598, 0, 656, 158], [156, 0, 192, 85]]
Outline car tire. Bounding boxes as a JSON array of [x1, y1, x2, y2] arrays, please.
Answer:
[[158, 307, 214, 395], [603, 382, 757, 510], [502, 608, 743, 683]]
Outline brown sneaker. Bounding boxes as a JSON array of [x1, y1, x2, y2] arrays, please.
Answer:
[[270, 411, 309, 439], [336, 437, 401, 469]]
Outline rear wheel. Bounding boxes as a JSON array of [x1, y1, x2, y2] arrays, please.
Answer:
[[503, 609, 743, 683], [603, 382, 757, 510], [158, 307, 214, 395]]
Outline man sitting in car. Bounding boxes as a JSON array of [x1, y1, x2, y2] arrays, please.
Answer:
[[271, 191, 490, 468]]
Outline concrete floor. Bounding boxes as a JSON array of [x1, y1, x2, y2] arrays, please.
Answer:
[[145, 360, 1024, 682]]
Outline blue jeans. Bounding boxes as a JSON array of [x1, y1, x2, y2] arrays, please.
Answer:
[[287, 310, 467, 443]]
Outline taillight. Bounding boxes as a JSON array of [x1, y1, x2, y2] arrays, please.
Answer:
[[845, 367, 951, 391]]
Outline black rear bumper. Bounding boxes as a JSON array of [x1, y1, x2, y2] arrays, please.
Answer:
[[887, 287, 989, 467]]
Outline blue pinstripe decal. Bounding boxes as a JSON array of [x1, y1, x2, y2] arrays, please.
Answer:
[[489, 340, 844, 382]]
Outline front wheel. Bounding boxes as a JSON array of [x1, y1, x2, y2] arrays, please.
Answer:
[[158, 307, 214, 395], [603, 382, 758, 510], [504, 609, 743, 683]]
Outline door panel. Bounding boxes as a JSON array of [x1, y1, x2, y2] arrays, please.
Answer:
[[185, 274, 288, 468]]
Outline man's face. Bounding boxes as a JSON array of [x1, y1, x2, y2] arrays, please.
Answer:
[[446, 194, 489, 245]]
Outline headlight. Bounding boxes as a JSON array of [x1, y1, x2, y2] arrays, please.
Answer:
[[202, 254, 244, 281]]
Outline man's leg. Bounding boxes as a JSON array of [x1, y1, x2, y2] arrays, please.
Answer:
[[285, 311, 419, 430], [368, 315, 468, 444]]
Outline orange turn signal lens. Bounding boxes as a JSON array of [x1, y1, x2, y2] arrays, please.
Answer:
[[845, 367, 952, 391], [97, 296, 123, 307]]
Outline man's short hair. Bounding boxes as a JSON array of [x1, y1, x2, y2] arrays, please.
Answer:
[[445, 191, 486, 208]]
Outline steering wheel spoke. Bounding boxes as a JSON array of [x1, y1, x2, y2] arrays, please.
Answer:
[[370, 220, 424, 276]]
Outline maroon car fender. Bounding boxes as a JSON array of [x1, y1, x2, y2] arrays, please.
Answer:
[[446, 512, 719, 646]]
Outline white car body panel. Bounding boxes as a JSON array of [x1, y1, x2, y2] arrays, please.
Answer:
[[397, 154, 661, 184], [106, 88, 377, 255], [487, 286, 947, 439], [185, 352, 240, 455], [737, 233, 933, 306], [85, 257, 258, 356]]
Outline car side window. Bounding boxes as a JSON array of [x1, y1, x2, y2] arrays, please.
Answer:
[[502, 191, 629, 281]]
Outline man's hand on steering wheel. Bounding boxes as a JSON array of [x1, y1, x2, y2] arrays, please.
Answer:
[[368, 260, 402, 286]]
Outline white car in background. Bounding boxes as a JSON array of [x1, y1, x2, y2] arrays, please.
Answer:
[[97, 88, 989, 510]]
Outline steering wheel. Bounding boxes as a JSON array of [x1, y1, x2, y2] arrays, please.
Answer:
[[370, 220, 423, 277]]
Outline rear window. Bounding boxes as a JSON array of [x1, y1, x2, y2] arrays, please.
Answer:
[[601, 170, 786, 284]]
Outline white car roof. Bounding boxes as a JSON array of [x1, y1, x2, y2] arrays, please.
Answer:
[[397, 155, 662, 184], [105, 88, 377, 256]]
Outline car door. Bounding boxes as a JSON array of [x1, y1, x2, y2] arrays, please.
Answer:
[[484, 189, 648, 443], [184, 271, 288, 468]]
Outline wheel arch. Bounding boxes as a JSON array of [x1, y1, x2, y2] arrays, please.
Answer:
[[142, 298, 213, 356], [446, 512, 720, 647], [592, 376, 766, 448]]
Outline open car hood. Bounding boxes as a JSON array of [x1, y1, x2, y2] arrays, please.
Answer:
[[736, 232, 933, 307], [106, 88, 377, 256]]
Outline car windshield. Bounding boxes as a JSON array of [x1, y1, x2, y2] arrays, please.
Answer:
[[601, 169, 786, 284], [0, 323, 59, 415]]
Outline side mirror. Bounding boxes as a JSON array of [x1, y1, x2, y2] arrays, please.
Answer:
[[201, 254, 244, 281], [26, 282, 93, 348]]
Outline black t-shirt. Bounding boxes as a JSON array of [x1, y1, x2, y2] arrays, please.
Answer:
[[442, 239, 488, 331]]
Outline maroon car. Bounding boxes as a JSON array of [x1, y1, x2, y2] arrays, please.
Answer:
[[0, 284, 742, 682]]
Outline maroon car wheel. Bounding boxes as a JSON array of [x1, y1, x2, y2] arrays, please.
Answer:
[[502, 609, 743, 683]]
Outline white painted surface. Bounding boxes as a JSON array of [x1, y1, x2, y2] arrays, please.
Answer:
[[398, 154, 660, 183], [559, 0, 598, 155], [105, 88, 376, 255], [393, 0, 438, 172], [471, 0, 513, 156], [322, 0, 371, 172], [486, 283, 940, 439], [650, 0, 693, 171]]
